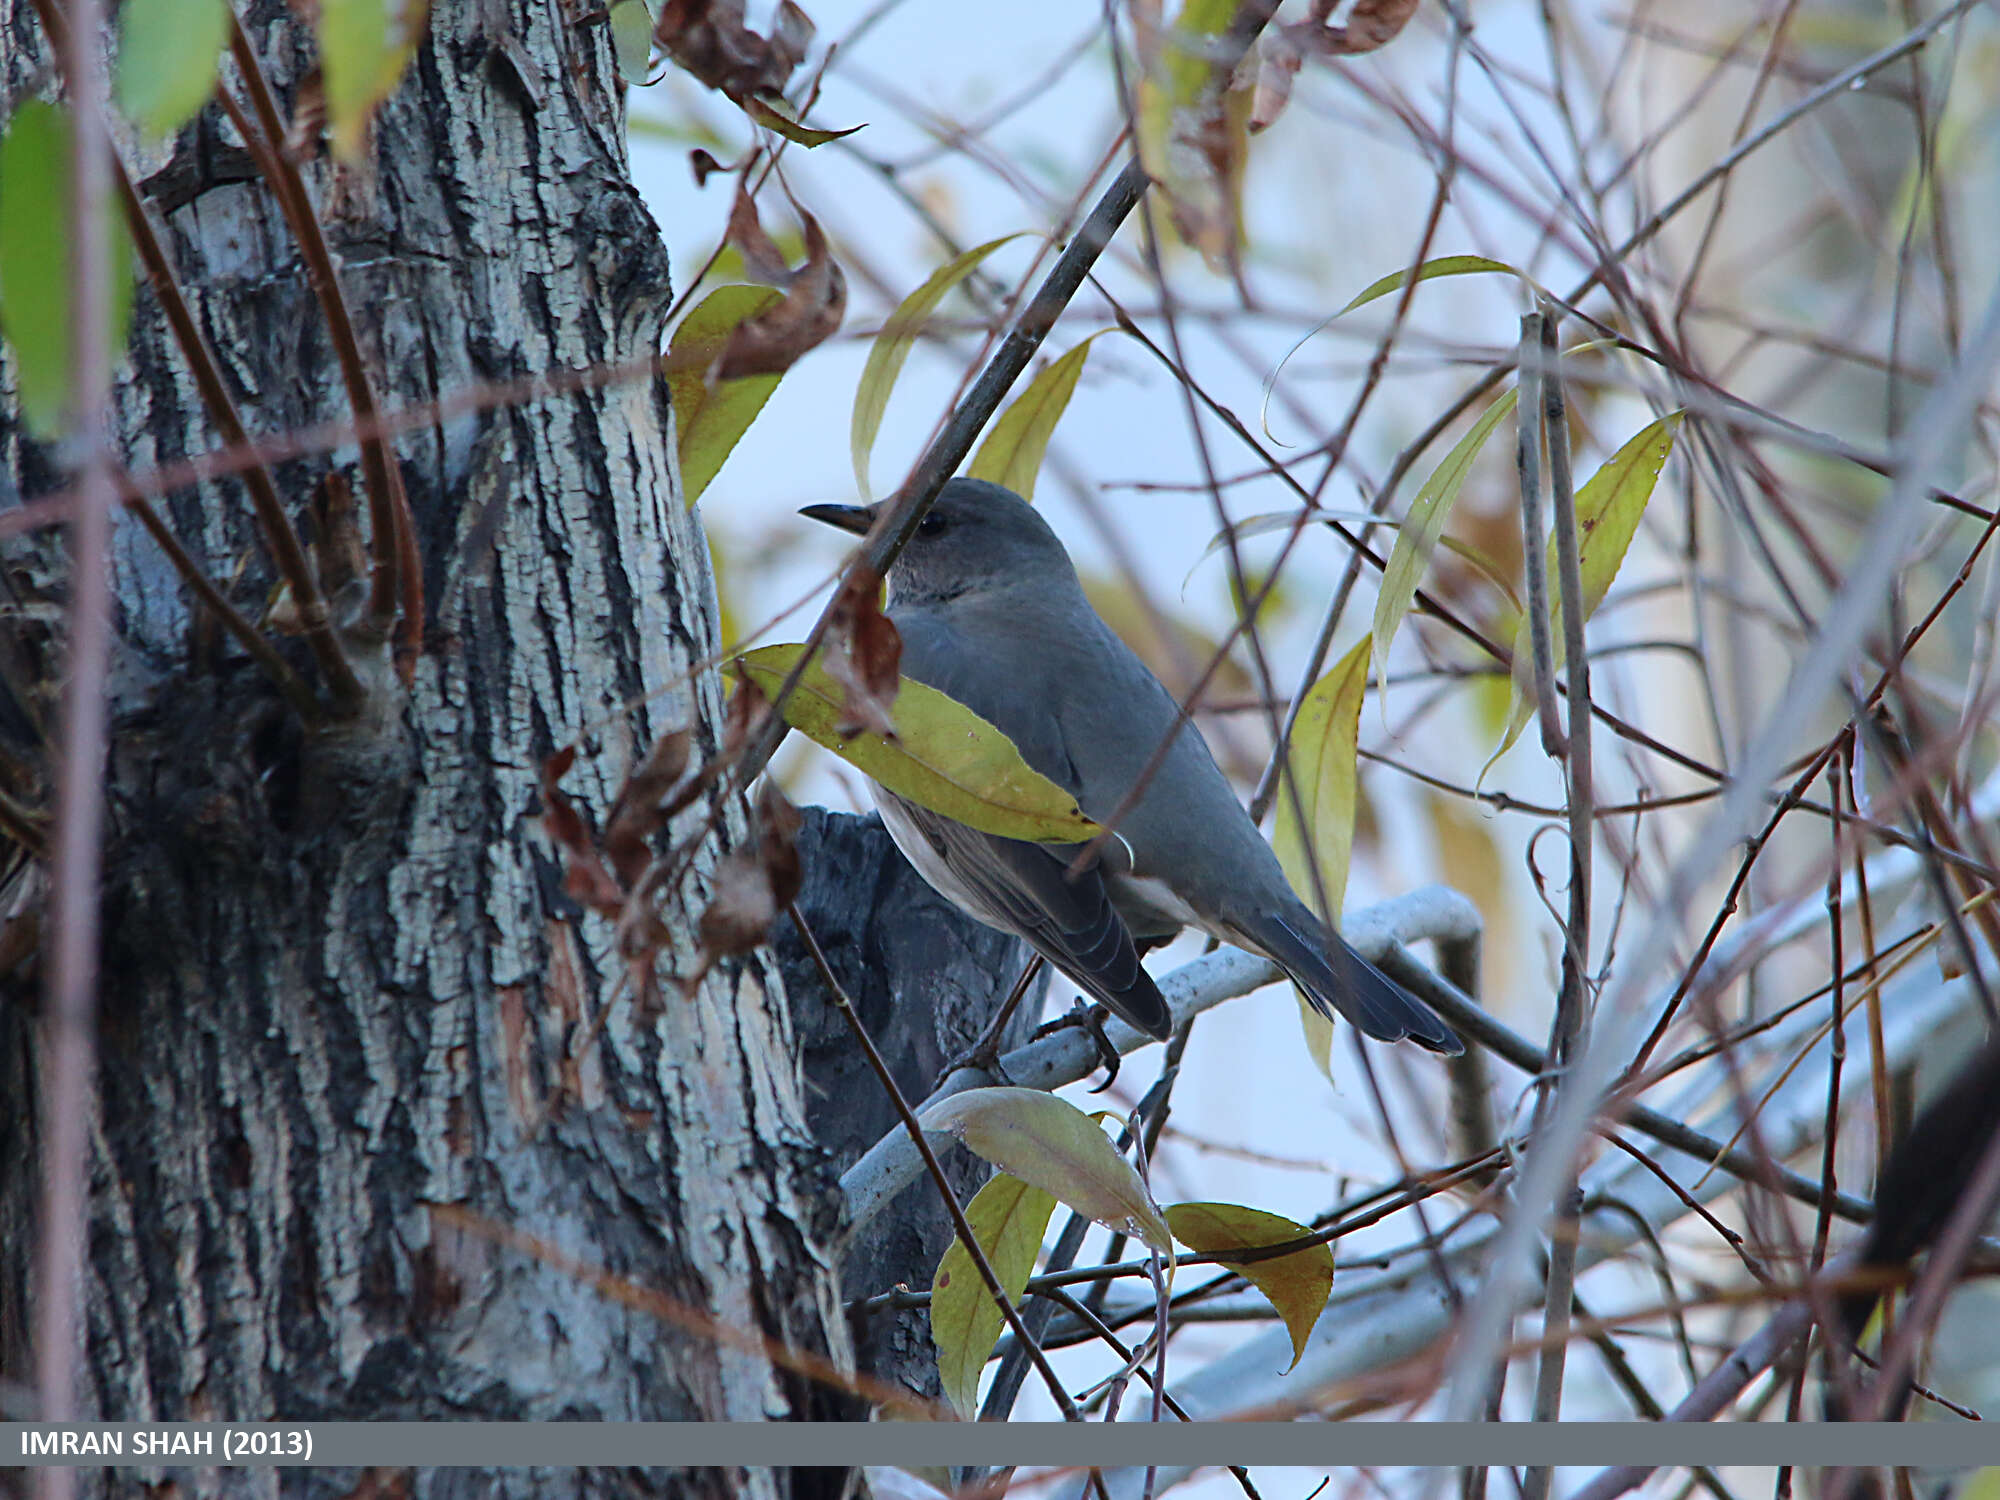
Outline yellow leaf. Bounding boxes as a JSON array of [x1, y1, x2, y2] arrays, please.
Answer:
[[666, 285, 784, 505], [741, 95, 863, 147], [920, 1088, 1172, 1253], [733, 645, 1101, 844], [929, 1173, 1056, 1419], [1165, 1201, 1333, 1369], [320, 0, 431, 162], [1272, 636, 1371, 1078], [1486, 413, 1681, 769], [1370, 388, 1519, 702], [850, 234, 1022, 498], [1339, 254, 1528, 316], [968, 334, 1103, 499]]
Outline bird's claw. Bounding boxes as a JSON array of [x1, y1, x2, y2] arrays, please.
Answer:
[[937, 1032, 1018, 1088], [1031, 1001, 1122, 1091]]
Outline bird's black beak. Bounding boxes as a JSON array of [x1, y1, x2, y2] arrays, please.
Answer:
[[799, 502, 876, 536]]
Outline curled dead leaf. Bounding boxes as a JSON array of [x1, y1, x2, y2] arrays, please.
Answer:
[[683, 847, 778, 996], [1287, 0, 1420, 57], [824, 565, 901, 739], [651, 0, 813, 102], [540, 747, 625, 918], [604, 729, 694, 887], [715, 194, 846, 380], [755, 779, 804, 912]]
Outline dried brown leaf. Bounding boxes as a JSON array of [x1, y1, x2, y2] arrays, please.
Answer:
[[682, 847, 778, 996], [541, 746, 625, 917], [651, 0, 813, 102], [715, 209, 845, 380], [755, 778, 803, 911], [824, 564, 900, 739], [605, 728, 694, 887], [1292, 0, 1420, 57]]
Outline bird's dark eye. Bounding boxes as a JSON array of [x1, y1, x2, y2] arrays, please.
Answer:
[[917, 510, 948, 538]]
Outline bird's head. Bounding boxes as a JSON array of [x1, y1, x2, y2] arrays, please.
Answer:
[[801, 478, 1074, 606]]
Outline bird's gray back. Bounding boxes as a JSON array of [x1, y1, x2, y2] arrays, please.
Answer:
[[891, 581, 1290, 916]]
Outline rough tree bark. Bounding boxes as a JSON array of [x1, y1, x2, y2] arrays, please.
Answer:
[[0, 0, 1008, 1488]]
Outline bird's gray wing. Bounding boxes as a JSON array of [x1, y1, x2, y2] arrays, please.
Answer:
[[879, 792, 1173, 1042], [1244, 909, 1463, 1055]]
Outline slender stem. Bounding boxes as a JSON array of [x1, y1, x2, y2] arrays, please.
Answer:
[[35, 0, 113, 1474], [786, 902, 1085, 1424], [226, 10, 414, 683]]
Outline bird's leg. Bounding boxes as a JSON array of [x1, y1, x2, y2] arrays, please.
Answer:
[[935, 954, 1046, 1088], [1030, 1000, 1123, 1091]]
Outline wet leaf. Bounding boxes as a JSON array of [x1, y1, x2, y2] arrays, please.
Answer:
[[930, 1172, 1056, 1419], [0, 102, 137, 440], [741, 94, 862, 147], [1271, 636, 1370, 1078], [1486, 413, 1681, 769], [823, 566, 902, 739], [714, 198, 845, 380], [920, 1088, 1171, 1253], [1136, 0, 1250, 275], [967, 334, 1101, 500], [1371, 388, 1520, 697], [319, 0, 431, 163], [665, 284, 784, 504], [734, 645, 1101, 842], [851, 233, 1022, 497], [1339, 255, 1526, 317], [1165, 1201, 1333, 1369], [116, 0, 228, 139]]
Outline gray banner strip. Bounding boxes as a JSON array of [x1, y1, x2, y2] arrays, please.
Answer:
[[6, 1423, 2000, 1470]]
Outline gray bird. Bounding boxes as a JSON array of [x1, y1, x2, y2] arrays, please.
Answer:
[[802, 478, 1461, 1055]]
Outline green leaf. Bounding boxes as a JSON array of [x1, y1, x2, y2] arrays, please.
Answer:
[[850, 234, 1021, 498], [967, 333, 1102, 499], [920, 1087, 1172, 1253], [115, 0, 228, 139], [0, 102, 136, 441], [609, 0, 654, 84], [734, 645, 1102, 843], [1165, 1201, 1333, 1370], [319, 0, 431, 162], [1487, 413, 1682, 768], [666, 285, 784, 505], [1271, 636, 1370, 1078], [1370, 388, 1520, 696], [929, 1173, 1056, 1419], [741, 95, 863, 147], [1339, 255, 1527, 316]]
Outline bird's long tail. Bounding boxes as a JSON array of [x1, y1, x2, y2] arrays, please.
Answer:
[[1249, 910, 1463, 1054]]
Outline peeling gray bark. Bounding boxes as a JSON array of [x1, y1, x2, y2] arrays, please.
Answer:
[[0, 0, 939, 1488]]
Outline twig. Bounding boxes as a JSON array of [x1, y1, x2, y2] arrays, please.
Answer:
[[225, 10, 418, 680], [786, 903, 1086, 1426]]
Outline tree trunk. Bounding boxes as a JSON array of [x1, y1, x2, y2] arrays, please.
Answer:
[[1, 0, 870, 1486]]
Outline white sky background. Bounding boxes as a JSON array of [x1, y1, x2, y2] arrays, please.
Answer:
[[622, 0, 2000, 1441]]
